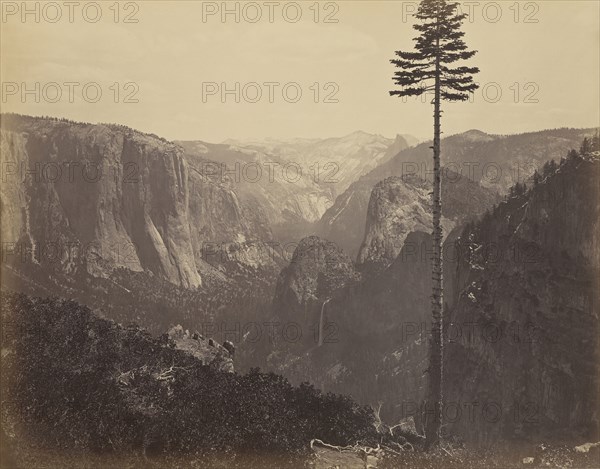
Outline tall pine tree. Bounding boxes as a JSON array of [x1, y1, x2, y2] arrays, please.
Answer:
[[389, 0, 479, 448]]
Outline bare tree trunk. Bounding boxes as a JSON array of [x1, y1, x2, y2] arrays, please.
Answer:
[[425, 39, 443, 449]]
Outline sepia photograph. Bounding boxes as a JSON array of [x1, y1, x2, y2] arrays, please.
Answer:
[[0, 1, 599, 467]]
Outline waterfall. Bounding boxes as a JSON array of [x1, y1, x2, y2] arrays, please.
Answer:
[[318, 298, 331, 347]]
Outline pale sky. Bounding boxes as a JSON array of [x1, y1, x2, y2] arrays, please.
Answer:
[[1, 1, 599, 141]]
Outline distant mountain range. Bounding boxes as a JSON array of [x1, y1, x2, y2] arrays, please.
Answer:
[[2, 114, 595, 294], [222, 131, 418, 196], [176, 139, 334, 243], [179, 132, 416, 242], [269, 147, 600, 443], [318, 128, 596, 259], [2, 113, 598, 447]]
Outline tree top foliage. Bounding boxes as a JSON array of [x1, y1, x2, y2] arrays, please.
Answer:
[[390, 0, 479, 101]]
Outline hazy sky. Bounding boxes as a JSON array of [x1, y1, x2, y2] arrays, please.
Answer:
[[1, 1, 599, 141]]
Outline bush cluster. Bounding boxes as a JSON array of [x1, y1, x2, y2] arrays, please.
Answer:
[[1, 292, 375, 466]]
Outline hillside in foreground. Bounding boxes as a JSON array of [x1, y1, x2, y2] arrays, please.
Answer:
[[0, 291, 376, 468]]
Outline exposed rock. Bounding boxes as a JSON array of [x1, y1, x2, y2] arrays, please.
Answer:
[[272, 235, 360, 322], [266, 236, 362, 375], [386, 134, 413, 157], [267, 231, 438, 418], [268, 151, 600, 445], [356, 175, 456, 273], [0, 115, 274, 288], [318, 128, 594, 258], [221, 130, 409, 198], [223, 340, 235, 356], [574, 442, 600, 453], [167, 325, 234, 372], [201, 239, 286, 280], [178, 140, 335, 243], [444, 153, 600, 443]]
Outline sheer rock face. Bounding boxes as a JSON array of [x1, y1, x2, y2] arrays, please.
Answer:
[[444, 154, 600, 443], [272, 235, 360, 322], [268, 154, 599, 445], [0, 115, 272, 288], [190, 132, 413, 245], [220, 131, 410, 199], [319, 128, 594, 259], [267, 231, 436, 415], [356, 176, 457, 274], [178, 140, 335, 230]]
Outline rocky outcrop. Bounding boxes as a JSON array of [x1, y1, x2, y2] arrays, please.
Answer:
[[318, 128, 594, 258], [222, 131, 411, 198], [444, 152, 600, 443], [385, 134, 413, 158], [266, 231, 437, 418], [272, 235, 359, 322], [167, 325, 234, 372], [268, 150, 599, 445], [356, 176, 456, 273], [177, 140, 335, 244], [0, 115, 273, 288]]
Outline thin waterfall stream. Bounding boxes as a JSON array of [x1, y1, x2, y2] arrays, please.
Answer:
[[318, 298, 332, 347]]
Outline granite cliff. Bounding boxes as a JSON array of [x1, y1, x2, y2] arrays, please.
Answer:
[[318, 128, 595, 258], [356, 173, 497, 273], [0, 115, 274, 288], [444, 149, 600, 443], [269, 144, 599, 444]]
